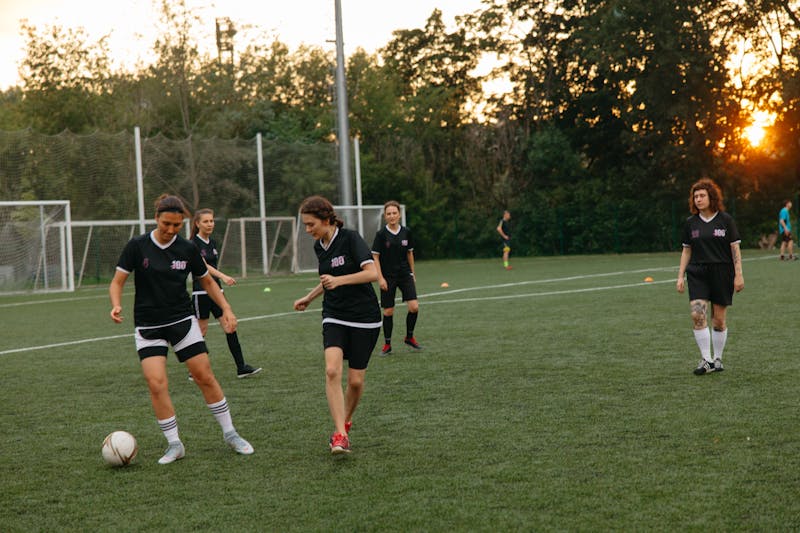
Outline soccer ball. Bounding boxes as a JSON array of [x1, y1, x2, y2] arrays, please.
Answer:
[[101, 431, 138, 466]]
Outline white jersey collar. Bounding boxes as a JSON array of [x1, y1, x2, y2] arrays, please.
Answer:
[[150, 230, 177, 249], [699, 211, 719, 223], [319, 227, 340, 251]]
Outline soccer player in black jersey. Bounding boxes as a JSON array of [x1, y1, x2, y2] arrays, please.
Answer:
[[497, 210, 512, 270], [109, 194, 254, 464], [371, 200, 422, 355], [190, 208, 261, 378], [676, 179, 744, 375], [293, 196, 381, 454]]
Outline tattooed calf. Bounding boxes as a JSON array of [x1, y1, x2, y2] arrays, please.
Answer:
[[690, 299, 707, 328]]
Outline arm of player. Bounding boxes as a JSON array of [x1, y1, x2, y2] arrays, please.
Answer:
[[676, 246, 691, 294], [205, 260, 236, 286], [109, 269, 129, 323], [496, 223, 508, 240], [199, 273, 237, 333], [372, 252, 388, 291], [731, 242, 744, 292], [294, 282, 324, 311], [320, 262, 378, 290], [407, 250, 416, 279]]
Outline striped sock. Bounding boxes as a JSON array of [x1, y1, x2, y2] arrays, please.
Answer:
[[157, 415, 180, 443], [207, 397, 235, 434]]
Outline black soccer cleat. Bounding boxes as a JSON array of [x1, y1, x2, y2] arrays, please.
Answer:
[[237, 365, 263, 379], [404, 337, 423, 350], [693, 359, 713, 375]]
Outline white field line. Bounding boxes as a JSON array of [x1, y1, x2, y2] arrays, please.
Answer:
[[0, 310, 303, 356], [0, 294, 117, 308], [420, 254, 771, 299], [421, 279, 673, 307], [0, 256, 771, 356]]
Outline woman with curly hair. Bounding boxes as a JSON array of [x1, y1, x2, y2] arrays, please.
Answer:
[[676, 179, 744, 375]]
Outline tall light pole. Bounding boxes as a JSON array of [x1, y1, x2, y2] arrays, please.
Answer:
[[334, 0, 353, 206]]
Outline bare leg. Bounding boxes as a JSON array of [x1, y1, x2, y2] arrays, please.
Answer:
[[141, 356, 175, 419], [185, 353, 224, 404], [344, 368, 366, 429], [324, 347, 347, 435]]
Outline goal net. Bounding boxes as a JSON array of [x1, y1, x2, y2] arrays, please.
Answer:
[[68, 220, 161, 287], [295, 204, 406, 273], [0, 201, 74, 293], [217, 217, 297, 276]]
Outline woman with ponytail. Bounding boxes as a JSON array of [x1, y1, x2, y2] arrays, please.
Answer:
[[190, 208, 261, 379], [293, 196, 381, 455], [109, 194, 255, 464]]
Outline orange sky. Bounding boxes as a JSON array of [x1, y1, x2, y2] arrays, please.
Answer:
[[0, 0, 486, 89]]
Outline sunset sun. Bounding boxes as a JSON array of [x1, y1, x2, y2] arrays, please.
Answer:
[[743, 110, 774, 147]]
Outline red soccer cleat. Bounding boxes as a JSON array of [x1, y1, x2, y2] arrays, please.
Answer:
[[404, 337, 423, 350], [329, 432, 351, 454]]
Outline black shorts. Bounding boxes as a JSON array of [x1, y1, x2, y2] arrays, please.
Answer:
[[322, 322, 380, 370], [686, 263, 735, 306], [134, 317, 207, 362], [380, 275, 418, 309], [193, 292, 222, 320], [782, 231, 794, 243]]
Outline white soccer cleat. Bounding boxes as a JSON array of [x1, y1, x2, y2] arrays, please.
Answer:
[[157, 441, 185, 465], [224, 431, 254, 455]]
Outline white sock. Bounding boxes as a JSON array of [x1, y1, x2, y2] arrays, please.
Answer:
[[207, 397, 235, 434], [157, 416, 180, 444], [712, 328, 728, 360], [693, 328, 712, 362]]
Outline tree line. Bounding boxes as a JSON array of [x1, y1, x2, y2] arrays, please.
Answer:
[[1, 0, 798, 258]]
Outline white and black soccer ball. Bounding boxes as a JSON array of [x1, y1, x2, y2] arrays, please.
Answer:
[[101, 430, 138, 466]]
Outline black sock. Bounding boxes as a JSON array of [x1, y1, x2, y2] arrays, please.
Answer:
[[406, 311, 418, 338], [226, 331, 246, 369], [383, 315, 393, 344]]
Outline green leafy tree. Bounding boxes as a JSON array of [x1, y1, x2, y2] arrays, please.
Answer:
[[18, 23, 113, 133], [378, 9, 483, 257]]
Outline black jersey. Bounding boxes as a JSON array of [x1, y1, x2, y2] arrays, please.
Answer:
[[681, 211, 741, 264], [116, 232, 209, 327], [315, 227, 381, 326], [499, 218, 511, 238], [192, 235, 221, 293], [371, 225, 414, 278]]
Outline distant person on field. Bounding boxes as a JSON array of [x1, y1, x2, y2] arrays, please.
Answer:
[[190, 208, 261, 379], [497, 210, 512, 270], [676, 179, 744, 376], [778, 199, 796, 260], [371, 200, 422, 355], [109, 194, 254, 464], [293, 196, 381, 455]]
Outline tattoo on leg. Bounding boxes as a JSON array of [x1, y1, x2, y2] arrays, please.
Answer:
[[690, 300, 707, 328]]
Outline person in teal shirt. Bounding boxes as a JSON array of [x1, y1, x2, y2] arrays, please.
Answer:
[[779, 200, 796, 260]]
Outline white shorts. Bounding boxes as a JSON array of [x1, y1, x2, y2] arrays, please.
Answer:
[[134, 316, 207, 362]]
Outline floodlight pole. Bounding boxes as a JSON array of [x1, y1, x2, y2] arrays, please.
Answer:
[[134, 126, 145, 234], [334, 0, 353, 206]]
